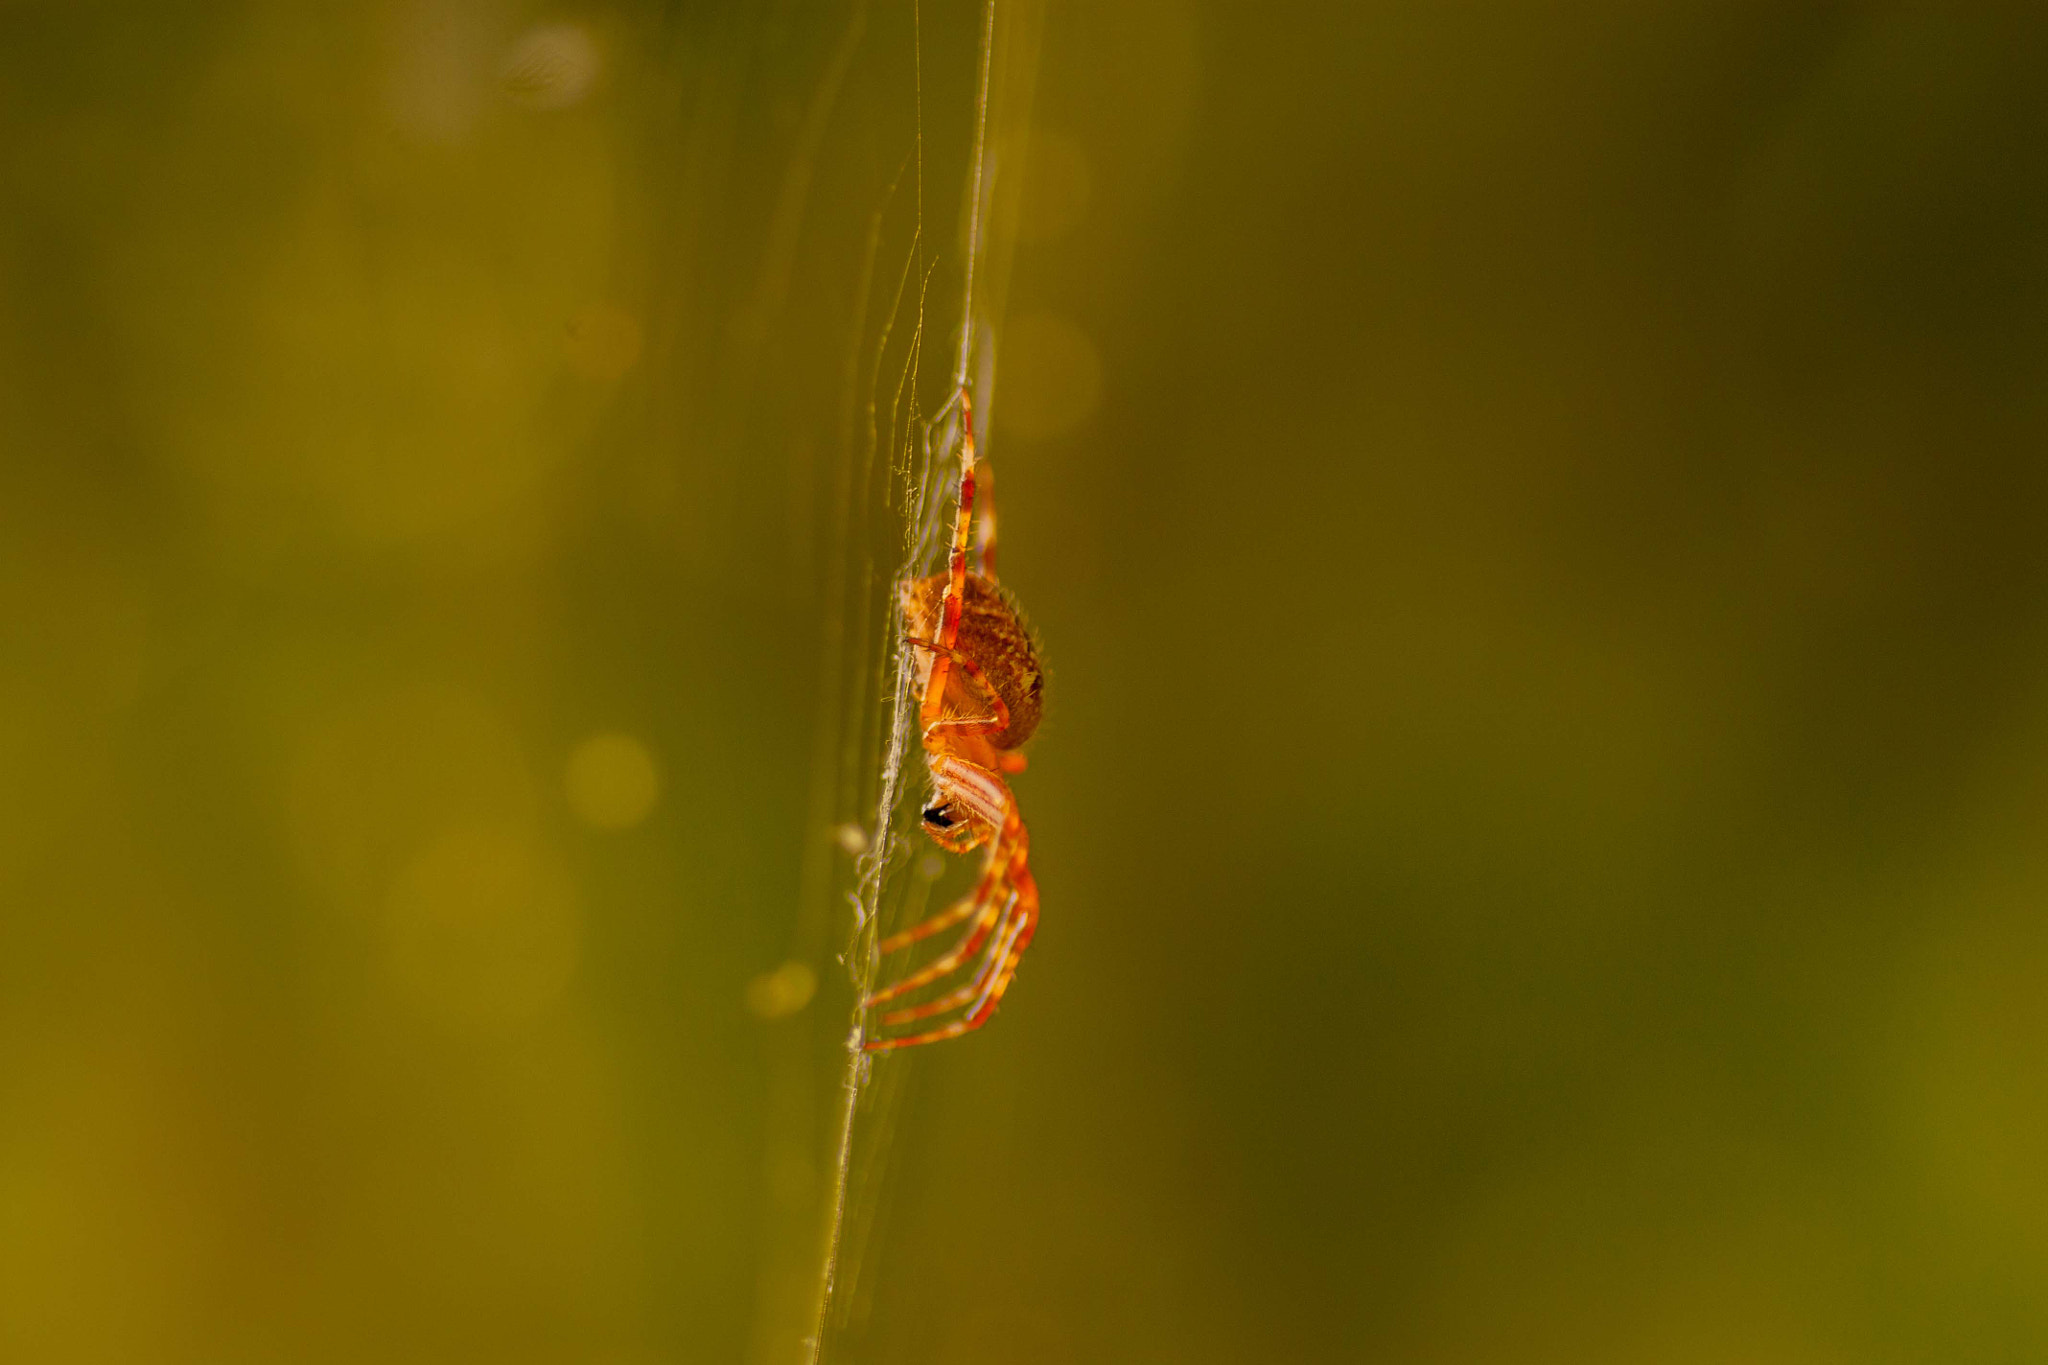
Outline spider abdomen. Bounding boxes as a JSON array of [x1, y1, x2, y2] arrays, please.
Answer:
[[902, 571, 1044, 749]]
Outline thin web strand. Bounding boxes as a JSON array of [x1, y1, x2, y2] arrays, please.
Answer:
[[807, 1, 1009, 1356]]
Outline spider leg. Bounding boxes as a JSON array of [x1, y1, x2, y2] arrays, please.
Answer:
[[870, 753, 1012, 984], [905, 635, 1010, 741], [974, 451, 997, 580], [867, 799, 1013, 985], [867, 388, 1041, 1054], [862, 889, 1003, 1006], [876, 883, 1021, 1024], [865, 864, 1037, 1051], [876, 885, 982, 955], [872, 753, 1015, 957], [864, 815, 1038, 1051], [872, 875, 1015, 1023], [919, 387, 980, 734]]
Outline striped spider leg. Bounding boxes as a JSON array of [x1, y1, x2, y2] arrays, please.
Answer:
[[863, 388, 1045, 1052]]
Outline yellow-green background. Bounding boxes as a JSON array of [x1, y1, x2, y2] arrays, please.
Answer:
[[8, 2, 2048, 1362]]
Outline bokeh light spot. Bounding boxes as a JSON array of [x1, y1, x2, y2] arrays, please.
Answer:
[[565, 732, 661, 829], [502, 23, 603, 111], [746, 961, 818, 1020]]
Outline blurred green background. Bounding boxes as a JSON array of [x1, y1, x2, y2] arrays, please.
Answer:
[[8, 2, 2048, 1362]]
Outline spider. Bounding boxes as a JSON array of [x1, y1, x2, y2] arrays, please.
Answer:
[[862, 386, 1044, 1052]]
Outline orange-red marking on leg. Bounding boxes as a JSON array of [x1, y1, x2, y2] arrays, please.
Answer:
[[877, 889, 981, 956], [862, 895, 1003, 1008], [877, 886, 1022, 1024], [920, 389, 980, 734], [905, 635, 1011, 740], [864, 814, 1036, 1051], [864, 386, 1045, 1055], [864, 874, 1036, 1050]]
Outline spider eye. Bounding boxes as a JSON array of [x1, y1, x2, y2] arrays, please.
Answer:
[[921, 804, 955, 830]]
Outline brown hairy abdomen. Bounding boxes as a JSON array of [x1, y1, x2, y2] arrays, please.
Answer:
[[902, 572, 1045, 749]]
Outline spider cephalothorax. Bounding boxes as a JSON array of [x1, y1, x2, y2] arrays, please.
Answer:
[[862, 390, 1044, 1052]]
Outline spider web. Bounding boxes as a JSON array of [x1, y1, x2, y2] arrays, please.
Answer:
[[737, 3, 1046, 1362]]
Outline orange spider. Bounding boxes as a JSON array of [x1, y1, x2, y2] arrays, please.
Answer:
[[862, 387, 1044, 1052]]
